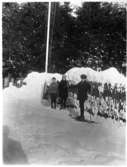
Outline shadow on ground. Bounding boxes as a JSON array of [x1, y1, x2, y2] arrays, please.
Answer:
[[3, 125, 29, 164], [73, 116, 98, 124]]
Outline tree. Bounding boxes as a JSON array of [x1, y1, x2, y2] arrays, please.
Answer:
[[74, 2, 126, 73], [2, 2, 126, 77], [49, 2, 77, 73], [3, 2, 48, 77]]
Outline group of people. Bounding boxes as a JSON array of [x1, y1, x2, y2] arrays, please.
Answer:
[[91, 82, 126, 103], [90, 82, 126, 122], [46, 74, 91, 120], [45, 73, 126, 122], [47, 75, 68, 109]]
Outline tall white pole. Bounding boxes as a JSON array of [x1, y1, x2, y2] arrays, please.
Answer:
[[45, 1, 51, 73]]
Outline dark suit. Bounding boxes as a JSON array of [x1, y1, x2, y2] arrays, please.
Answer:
[[77, 80, 91, 118], [58, 80, 68, 108]]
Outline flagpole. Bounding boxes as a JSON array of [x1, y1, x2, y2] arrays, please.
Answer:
[[45, 1, 51, 73]]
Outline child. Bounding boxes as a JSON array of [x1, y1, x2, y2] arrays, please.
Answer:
[[66, 92, 79, 118], [48, 77, 58, 109]]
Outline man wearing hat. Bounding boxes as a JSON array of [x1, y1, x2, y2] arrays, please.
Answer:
[[76, 74, 91, 120]]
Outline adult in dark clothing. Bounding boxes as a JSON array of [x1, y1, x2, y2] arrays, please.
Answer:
[[58, 75, 68, 109], [76, 74, 91, 120]]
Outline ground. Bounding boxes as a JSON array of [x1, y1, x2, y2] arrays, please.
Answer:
[[3, 97, 126, 165]]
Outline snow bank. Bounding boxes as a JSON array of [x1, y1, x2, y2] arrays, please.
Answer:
[[3, 67, 126, 106], [66, 67, 126, 86], [3, 72, 62, 104], [66, 67, 98, 84], [98, 67, 126, 86]]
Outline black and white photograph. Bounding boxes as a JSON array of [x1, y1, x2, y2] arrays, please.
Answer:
[[2, 0, 126, 165]]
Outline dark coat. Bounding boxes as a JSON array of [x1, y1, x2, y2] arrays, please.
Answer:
[[48, 82, 58, 95], [77, 81, 91, 101], [58, 80, 68, 98]]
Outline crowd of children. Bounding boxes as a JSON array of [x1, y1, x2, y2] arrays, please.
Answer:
[[92, 82, 126, 122]]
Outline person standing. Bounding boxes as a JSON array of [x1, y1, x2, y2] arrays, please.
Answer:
[[58, 75, 68, 109], [48, 77, 58, 109], [76, 74, 91, 120]]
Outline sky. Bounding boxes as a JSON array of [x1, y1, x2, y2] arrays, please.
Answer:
[[15, 0, 127, 8], [61, 0, 82, 7]]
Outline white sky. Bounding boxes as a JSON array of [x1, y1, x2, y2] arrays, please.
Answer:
[[4, 0, 127, 6], [60, 0, 82, 7], [6, 0, 126, 9]]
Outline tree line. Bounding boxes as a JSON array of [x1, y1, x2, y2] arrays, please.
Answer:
[[2, 2, 126, 78]]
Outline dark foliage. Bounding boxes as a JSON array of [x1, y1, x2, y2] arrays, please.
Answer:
[[2, 2, 126, 77]]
